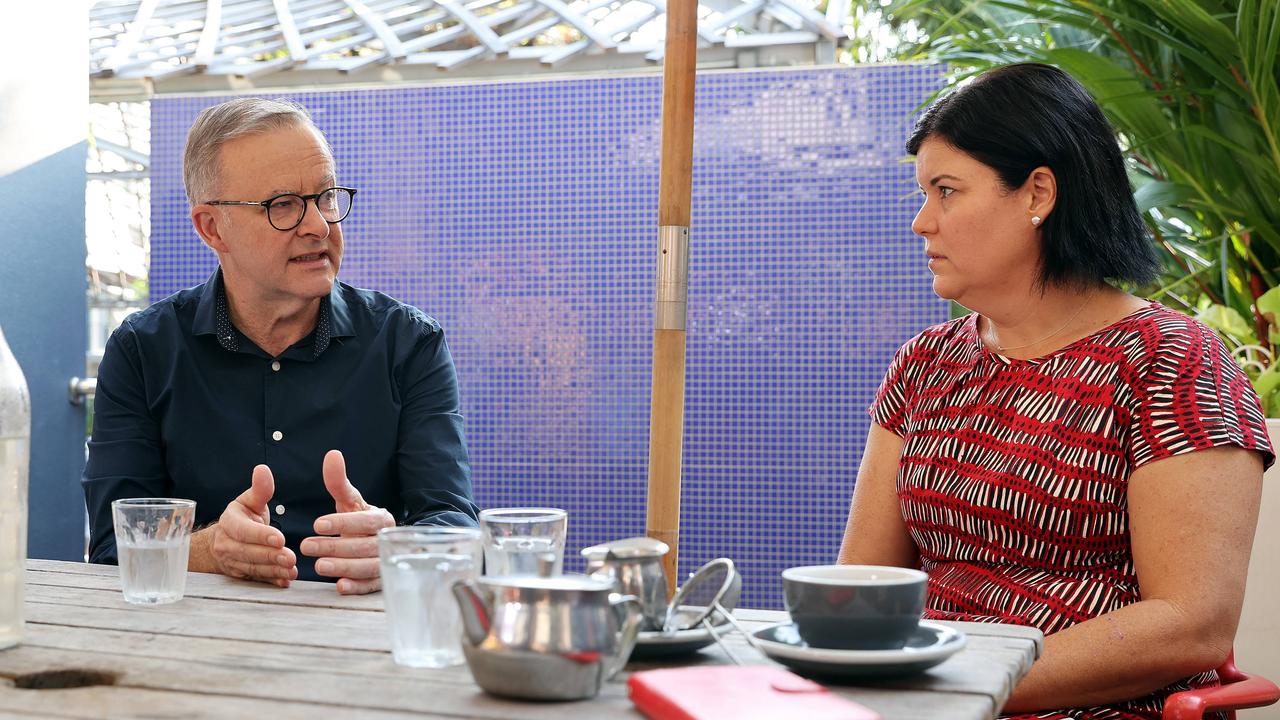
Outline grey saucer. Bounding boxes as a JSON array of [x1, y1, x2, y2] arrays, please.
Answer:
[[752, 621, 966, 679], [630, 625, 718, 660]]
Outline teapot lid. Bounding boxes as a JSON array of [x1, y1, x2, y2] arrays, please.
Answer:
[[480, 573, 614, 592], [580, 536, 669, 561]]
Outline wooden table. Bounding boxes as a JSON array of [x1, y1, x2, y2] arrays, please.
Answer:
[[0, 560, 1042, 719]]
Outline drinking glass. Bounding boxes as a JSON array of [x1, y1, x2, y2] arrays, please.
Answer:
[[478, 508, 567, 577], [111, 498, 196, 605], [378, 526, 482, 668]]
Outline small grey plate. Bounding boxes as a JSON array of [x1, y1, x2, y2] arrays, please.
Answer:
[[630, 626, 718, 660], [752, 621, 966, 679], [629, 609, 732, 661]]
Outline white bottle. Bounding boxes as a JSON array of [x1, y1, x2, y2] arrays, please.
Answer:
[[0, 324, 30, 650]]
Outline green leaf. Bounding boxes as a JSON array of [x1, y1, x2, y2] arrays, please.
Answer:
[[1133, 180, 1197, 213], [1121, 0, 1238, 65], [1252, 361, 1280, 417], [1255, 286, 1280, 344], [1046, 48, 1176, 151], [1062, 1, 1241, 90], [1197, 304, 1259, 345], [1256, 286, 1280, 319], [1237, 0, 1280, 173]]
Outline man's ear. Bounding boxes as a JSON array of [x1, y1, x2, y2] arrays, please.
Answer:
[[191, 204, 230, 253], [1026, 165, 1057, 221]]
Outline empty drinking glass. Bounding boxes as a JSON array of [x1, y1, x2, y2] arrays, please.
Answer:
[[111, 498, 196, 605], [378, 526, 482, 668], [478, 508, 568, 577]]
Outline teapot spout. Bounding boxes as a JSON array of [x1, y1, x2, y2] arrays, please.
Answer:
[[451, 578, 491, 646]]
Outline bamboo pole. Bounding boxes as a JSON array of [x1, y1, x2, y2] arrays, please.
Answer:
[[646, 0, 698, 598]]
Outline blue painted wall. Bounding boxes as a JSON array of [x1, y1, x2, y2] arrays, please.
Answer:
[[0, 154, 88, 560], [150, 65, 947, 608]]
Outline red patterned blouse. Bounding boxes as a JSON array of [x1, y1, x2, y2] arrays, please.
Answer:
[[871, 302, 1273, 720]]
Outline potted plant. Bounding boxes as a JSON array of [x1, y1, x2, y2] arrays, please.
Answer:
[[875, 0, 1280, 415]]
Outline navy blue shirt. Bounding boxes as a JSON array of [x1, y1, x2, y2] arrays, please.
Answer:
[[84, 269, 478, 581]]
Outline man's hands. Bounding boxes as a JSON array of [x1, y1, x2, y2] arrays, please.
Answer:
[[300, 449, 395, 595], [188, 451, 392, 594], [192, 464, 299, 587]]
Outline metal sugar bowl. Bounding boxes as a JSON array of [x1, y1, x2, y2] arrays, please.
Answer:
[[581, 536, 669, 631]]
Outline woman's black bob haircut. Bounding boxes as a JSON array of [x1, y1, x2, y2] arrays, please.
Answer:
[[906, 63, 1157, 288]]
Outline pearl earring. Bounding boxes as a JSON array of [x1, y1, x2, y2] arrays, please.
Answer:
[[1031, 216, 1042, 227]]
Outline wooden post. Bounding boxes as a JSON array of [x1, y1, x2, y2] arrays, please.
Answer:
[[646, 0, 698, 598]]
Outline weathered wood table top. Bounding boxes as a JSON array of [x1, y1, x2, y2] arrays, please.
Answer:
[[0, 560, 1042, 719]]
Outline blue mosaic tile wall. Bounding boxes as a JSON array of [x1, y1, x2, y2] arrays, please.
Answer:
[[150, 64, 947, 609]]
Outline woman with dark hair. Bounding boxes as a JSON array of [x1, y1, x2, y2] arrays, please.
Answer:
[[839, 63, 1272, 719]]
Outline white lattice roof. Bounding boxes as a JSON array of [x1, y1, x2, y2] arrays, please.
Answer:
[[90, 0, 848, 99]]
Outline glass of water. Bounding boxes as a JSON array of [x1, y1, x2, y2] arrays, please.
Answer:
[[110, 498, 196, 605], [378, 526, 482, 668], [478, 508, 568, 577]]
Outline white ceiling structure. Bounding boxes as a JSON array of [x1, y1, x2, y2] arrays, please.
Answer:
[[90, 0, 850, 101]]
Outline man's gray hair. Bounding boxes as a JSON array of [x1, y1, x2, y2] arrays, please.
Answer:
[[182, 97, 332, 207]]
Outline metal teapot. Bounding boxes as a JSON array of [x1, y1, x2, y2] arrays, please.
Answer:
[[581, 536, 669, 631], [452, 574, 642, 700]]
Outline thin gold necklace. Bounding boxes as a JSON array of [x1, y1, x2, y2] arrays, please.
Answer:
[[985, 296, 1092, 353]]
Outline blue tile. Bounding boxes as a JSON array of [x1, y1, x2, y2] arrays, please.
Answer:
[[150, 65, 947, 609]]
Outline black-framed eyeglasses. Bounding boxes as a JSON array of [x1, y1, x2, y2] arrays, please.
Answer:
[[206, 187, 357, 231]]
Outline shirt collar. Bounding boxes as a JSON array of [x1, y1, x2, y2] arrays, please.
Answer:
[[192, 267, 352, 359], [328, 278, 355, 342]]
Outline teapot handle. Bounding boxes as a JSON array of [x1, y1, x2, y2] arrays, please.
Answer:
[[605, 593, 643, 679]]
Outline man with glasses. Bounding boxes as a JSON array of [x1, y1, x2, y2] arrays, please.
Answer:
[[83, 98, 478, 594]]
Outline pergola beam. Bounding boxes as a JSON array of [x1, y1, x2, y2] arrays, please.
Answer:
[[92, 138, 150, 168], [227, 56, 298, 78], [434, 0, 510, 54], [497, 16, 560, 48], [89, 170, 150, 181], [89, 0, 845, 89], [273, 0, 310, 63], [435, 46, 488, 69], [540, 39, 591, 65], [702, 0, 764, 34], [533, 0, 616, 49], [642, 0, 721, 43], [342, 0, 407, 58], [400, 24, 470, 54], [723, 29, 816, 46], [192, 0, 224, 67], [770, 0, 839, 38], [100, 0, 161, 75]]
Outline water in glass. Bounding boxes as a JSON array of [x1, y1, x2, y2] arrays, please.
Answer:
[[383, 552, 475, 667], [486, 536, 561, 576], [118, 536, 190, 605]]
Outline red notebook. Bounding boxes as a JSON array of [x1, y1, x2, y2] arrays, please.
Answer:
[[628, 666, 881, 720]]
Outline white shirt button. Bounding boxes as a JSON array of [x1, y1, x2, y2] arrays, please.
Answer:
[[274, 504, 285, 516], [271, 361, 281, 372], [272, 430, 283, 442]]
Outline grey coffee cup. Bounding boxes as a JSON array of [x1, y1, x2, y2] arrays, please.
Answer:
[[782, 565, 928, 650]]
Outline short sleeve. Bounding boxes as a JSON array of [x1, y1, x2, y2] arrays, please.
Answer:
[[869, 337, 921, 437], [1128, 318, 1274, 470]]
